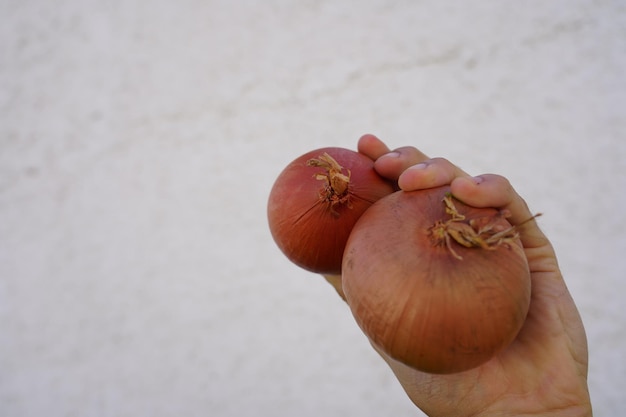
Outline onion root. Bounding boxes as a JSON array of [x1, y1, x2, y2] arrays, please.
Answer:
[[307, 152, 352, 216], [429, 193, 542, 260]]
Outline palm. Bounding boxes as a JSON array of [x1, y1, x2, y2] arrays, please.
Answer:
[[328, 230, 591, 416], [382, 244, 590, 416]]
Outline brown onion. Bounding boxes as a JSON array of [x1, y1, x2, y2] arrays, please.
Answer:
[[267, 147, 395, 274], [342, 186, 532, 374]]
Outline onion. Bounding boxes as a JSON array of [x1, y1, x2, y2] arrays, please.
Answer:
[[342, 186, 532, 374], [267, 147, 395, 274]]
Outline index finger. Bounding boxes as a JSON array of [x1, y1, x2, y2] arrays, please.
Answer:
[[450, 175, 550, 252]]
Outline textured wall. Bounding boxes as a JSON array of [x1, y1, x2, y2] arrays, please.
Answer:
[[1, 1, 624, 416]]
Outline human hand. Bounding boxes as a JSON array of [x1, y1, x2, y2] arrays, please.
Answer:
[[326, 134, 592, 416]]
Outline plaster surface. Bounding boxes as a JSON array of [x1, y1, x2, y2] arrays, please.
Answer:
[[2, 1, 625, 415]]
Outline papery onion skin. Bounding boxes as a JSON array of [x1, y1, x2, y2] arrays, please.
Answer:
[[267, 147, 395, 274], [342, 186, 531, 374]]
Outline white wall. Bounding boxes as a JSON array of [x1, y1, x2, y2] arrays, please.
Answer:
[[1, 1, 624, 416]]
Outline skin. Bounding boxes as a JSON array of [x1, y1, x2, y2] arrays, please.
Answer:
[[324, 134, 592, 417]]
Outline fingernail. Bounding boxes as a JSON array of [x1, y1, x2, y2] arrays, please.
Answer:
[[472, 175, 484, 184], [380, 151, 401, 159], [409, 162, 428, 170]]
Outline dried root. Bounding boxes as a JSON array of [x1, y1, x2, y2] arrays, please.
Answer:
[[307, 153, 352, 216], [429, 193, 541, 260]]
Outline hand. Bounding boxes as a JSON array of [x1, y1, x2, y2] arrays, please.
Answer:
[[327, 134, 592, 416]]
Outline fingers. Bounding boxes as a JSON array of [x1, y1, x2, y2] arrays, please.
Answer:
[[450, 175, 550, 250], [357, 134, 392, 160], [357, 134, 432, 182], [357, 134, 550, 252], [449, 174, 523, 218], [450, 174, 532, 225], [374, 147, 432, 183], [397, 157, 470, 191]]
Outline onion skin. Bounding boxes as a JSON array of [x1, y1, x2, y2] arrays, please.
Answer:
[[267, 147, 395, 274], [342, 186, 531, 374]]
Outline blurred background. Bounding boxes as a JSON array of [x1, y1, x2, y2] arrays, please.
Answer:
[[1, 0, 624, 416]]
